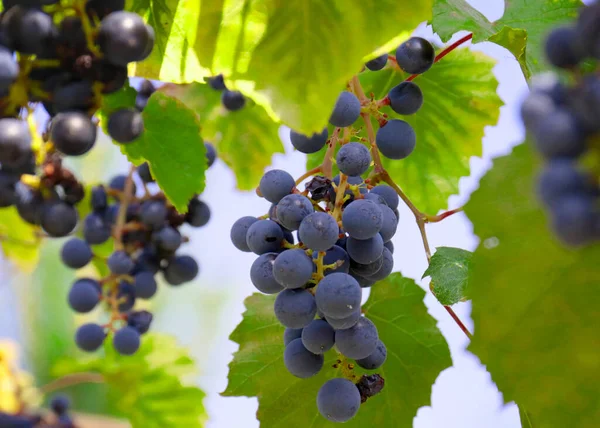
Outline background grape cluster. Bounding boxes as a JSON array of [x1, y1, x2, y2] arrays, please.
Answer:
[[230, 36, 435, 423], [521, 2, 600, 247]]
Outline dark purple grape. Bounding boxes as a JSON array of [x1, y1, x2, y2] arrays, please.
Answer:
[[113, 326, 141, 355], [365, 53, 388, 71], [186, 198, 210, 227], [50, 112, 96, 156], [127, 310, 153, 334], [0, 118, 32, 168], [41, 201, 77, 237], [98, 11, 153, 65], [388, 81, 423, 115], [395, 37, 435, 74], [107, 108, 144, 143], [221, 90, 245, 111], [164, 255, 199, 285], [75, 323, 105, 352]]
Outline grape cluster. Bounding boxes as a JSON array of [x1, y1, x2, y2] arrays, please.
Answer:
[[521, 2, 600, 247], [206, 73, 246, 112], [0, 394, 75, 428]]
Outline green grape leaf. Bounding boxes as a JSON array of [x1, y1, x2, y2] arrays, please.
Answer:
[[519, 405, 535, 428], [245, 0, 432, 134], [431, 0, 582, 77], [223, 273, 451, 427], [422, 246, 472, 305], [465, 143, 600, 428], [120, 91, 206, 212], [52, 333, 206, 428], [0, 207, 41, 270], [160, 82, 284, 190]]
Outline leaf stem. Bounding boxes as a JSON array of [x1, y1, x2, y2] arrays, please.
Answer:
[[39, 373, 104, 395]]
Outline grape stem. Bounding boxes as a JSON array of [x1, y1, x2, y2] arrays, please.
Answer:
[[39, 373, 104, 395], [113, 165, 136, 251]]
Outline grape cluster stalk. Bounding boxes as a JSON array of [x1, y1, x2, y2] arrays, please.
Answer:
[[520, 2, 600, 247], [231, 35, 472, 423]]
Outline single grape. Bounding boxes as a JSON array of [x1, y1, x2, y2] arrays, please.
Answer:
[[68, 278, 100, 313], [135, 247, 161, 274], [0, 118, 32, 168], [283, 327, 303, 346], [395, 37, 435, 74], [83, 213, 111, 244], [50, 112, 97, 156], [335, 316, 379, 359], [0, 412, 35, 427], [186, 198, 211, 227], [137, 162, 154, 183], [259, 169, 295, 204], [152, 226, 182, 252], [50, 394, 70, 415], [108, 250, 134, 274], [0, 46, 18, 95], [354, 275, 376, 289], [133, 271, 158, 299], [127, 310, 153, 334], [53, 80, 95, 113], [40, 201, 77, 237], [329, 92, 361, 128], [384, 240, 394, 254], [75, 323, 105, 352], [91, 185, 108, 212], [117, 281, 136, 312], [246, 219, 284, 254], [221, 90, 245, 111], [346, 234, 384, 264], [107, 108, 144, 143], [284, 338, 324, 378], [336, 142, 371, 176], [356, 340, 387, 370], [139, 200, 167, 228], [61, 238, 93, 269], [276, 194, 314, 231], [532, 109, 586, 159], [6, 7, 56, 55], [15, 188, 43, 225], [207, 74, 227, 90], [363, 192, 387, 206], [365, 247, 394, 281], [274, 288, 317, 328], [550, 195, 597, 247], [370, 185, 399, 210], [164, 255, 199, 285], [378, 205, 398, 242], [388, 81, 423, 115], [537, 160, 596, 208], [205, 142, 217, 167], [113, 326, 141, 356], [376, 119, 416, 160], [326, 310, 361, 330], [350, 256, 383, 278], [521, 93, 556, 131], [317, 245, 350, 275], [317, 378, 361, 423], [289, 128, 328, 154], [250, 252, 285, 294], [298, 212, 339, 251], [365, 53, 388, 71], [98, 11, 153, 65], [95, 61, 128, 94], [315, 272, 362, 320], [545, 26, 583, 69], [230, 216, 259, 252], [342, 199, 383, 240], [301, 319, 335, 354], [273, 248, 314, 289]]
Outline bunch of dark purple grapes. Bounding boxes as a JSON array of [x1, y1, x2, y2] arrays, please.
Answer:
[[0, 394, 75, 428], [521, 2, 600, 246], [206, 73, 247, 112]]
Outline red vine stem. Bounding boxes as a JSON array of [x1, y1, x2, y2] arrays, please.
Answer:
[[406, 33, 473, 82]]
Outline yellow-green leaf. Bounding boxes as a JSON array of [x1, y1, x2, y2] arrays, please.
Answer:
[[0, 207, 41, 270]]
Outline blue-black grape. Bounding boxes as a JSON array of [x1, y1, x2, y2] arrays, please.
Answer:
[[395, 37, 435, 74], [137, 162, 154, 183], [140, 200, 167, 228], [376, 119, 416, 160], [75, 323, 105, 352], [365, 247, 394, 281], [152, 226, 182, 251], [537, 160, 596, 208], [550, 195, 597, 246], [221, 90, 245, 111], [0, 118, 32, 168], [335, 316, 379, 359], [15, 188, 43, 225], [246, 219, 284, 254], [290, 128, 328, 154], [315, 272, 362, 320], [346, 234, 384, 264], [50, 394, 70, 415], [273, 249, 314, 289], [61, 238, 93, 269], [283, 327, 303, 346], [127, 310, 153, 334], [532, 109, 586, 159], [545, 26, 583, 69], [68, 278, 100, 313], [353, 275, 376, 289], [301, 319, 335, 354], [317, 245, 350, 275], [6, 6, 56, 55], [350, 256, 383, 278], [259, 169, 295, 204], [133, 271, 158, 299], [388, 81, 423, 115], [83, 213, 111, 244], [363, 192, 387, 206], [520, 92, 557, 130], [356, 340, 387, 370], [205, 142, 217, 167], [274, 288, 317, 328], [365, 53, 388, 71], [378, 205, 398, 242], [298, 212, 339, 251], [113, 326, 141, 355], [231, 216, 258, 252], [317, 378, 361, 423], [250, 252, 285, 294], [370, 185, 399, 210], [342, 199, 383, 240], [384, 240, 394, 254], [207, 74, 226, 90], [107, 108, 144, 143], [91, 185, 108, 212], [40, 201, 78, 237], [276, 194, 314, 231], [284, 338, 324, 378], [50, 112, 97, 156], [326, 310, 361, 330], [108, 250, 134, 274], [164, 255, 199, 285], [336, 142, 371, 176], [53, 80, 94, 113], [329, 92, 361, 128], [98, 11, 153, 65], [116, 281, 136, 312], [186, 198, 211, 227]]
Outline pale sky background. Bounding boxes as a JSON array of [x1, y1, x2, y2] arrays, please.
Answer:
[[0, 0, 556, 426]]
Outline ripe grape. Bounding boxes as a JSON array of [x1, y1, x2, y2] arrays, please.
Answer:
[[207, 74, 227, 90], [83, 213, 111, 244], [276, 194, 314, 230], [75, 323, 105, 352], [107, 108, 144, 143], [230, 216, 259, 252], [378, 205, 398, 242], [350, 256, 383, 278], [116, 281, 136, 312], [317, 245, 350, 275], [274, 288, 317, 328], [289, 128, 328, 154], [370, 185, 399, 210], [317, 378, 361, 423], [376, 119, 416, 160], [15, 188, 43, 225], [346, 235, 384, 264], [41, 201, 78, 237], [108, 250, 134, 274], [365, 53, 388, 71], [127, 310, 153, 334], [365, 247, 394, 281], [205, 142, 217, 167], [356, 340, 387, 370], [221, 90, 245, 111], [298, 212, 339, 251], [152, 226, 182, 252], [533, 109, 586, 159], [246, 219, 284, 254], [53, 80, 95, 113], [50, 395, 70, 415], [284, 338, 324, 378], [384, 240, 394, 253], [354, 275, 376, 289], [301, 319, 335, 354], [335, 316, 379, 359], [186, 198, 211, 227], [544, 26, 583, 69], [164, 255, 199, 285], [520, 92, 557, 130], [259, 169, 295, 204], [68, 279, 101, 313], [315, 272, 362, 320], [113, 326, 141, 355], [364, 192, 387, 206], [50, 112, 97, 156], [91, 185, 108, 211], [283, 327, 303, 346], [98, 11, 153, 65], [325, 310, 360, 330], [6, 7, 57, 55], [388, 81, 423, 115], [61, 238, 93, 269], [273, 249, 314, 289], [395, 37, 435, 74], [550, 195, 597, 246], [137, 162, 154, 183], [139, 200, 167, 228], [336, 142, 371, 176], [250, 252, 285, 294], [537, 160, 595, 208], [342, 199, 383, 240], [329, 92, 361, 128], [133, 271, 158, 299], [0, 118, 32, 168]]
